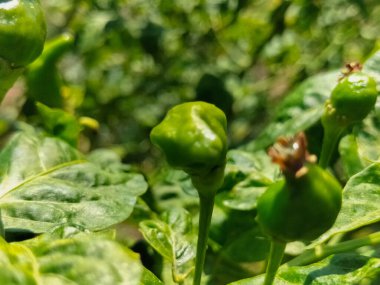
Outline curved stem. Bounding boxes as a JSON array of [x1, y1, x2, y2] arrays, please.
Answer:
[[286, 231, 380, 267], [319, 124, 345, 169], [264, 240, 286, 285], [193, 196, 215, 285]]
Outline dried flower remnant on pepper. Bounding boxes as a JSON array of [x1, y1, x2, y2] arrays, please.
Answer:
[[268, 133, 316, 179]]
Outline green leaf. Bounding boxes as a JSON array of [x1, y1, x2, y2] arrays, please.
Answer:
[[27, 234, 163, 285], [219, 150, 278, 211], [353, 112, 380, 163], [314, 162, 380, 244], [364, 50, 380, 86], [244, 71, 338, 151], [139, 208, 195, 283], [149, 166, 199, 211], [338, 134, 366, 179], [0, 237, 39, 285], [229, 253, 380, 285], [0, 132, 148, 233], [220, 228, 270, 263]]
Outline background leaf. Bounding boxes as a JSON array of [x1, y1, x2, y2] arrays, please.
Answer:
[[218, 150, 278, 211], [27, 233, 163, 285], [244, 71, 338, 152], [229, 253, 380, 285], [139, 208, 195, 283], [0, 131, 148, 233], [0, 238, 39, 285]]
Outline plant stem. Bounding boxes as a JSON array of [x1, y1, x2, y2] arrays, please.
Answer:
[[0, 210, 4, 239], [193, 195, 215, 285], [286, 231, 380, 267], [264, 240, 286, 285], [319, 124, 344, 169]]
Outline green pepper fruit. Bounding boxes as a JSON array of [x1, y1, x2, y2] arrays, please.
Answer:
[[0, 0, 46, 67], [257, 133, 342, 242], [319, 63, 378, 168], [323, 63, 378, 127], [150, 101, 228, 197], [0, 0, 46, 101]]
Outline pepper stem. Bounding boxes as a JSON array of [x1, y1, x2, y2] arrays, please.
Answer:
[[193, 195, 215, 285], [264, 240, 286, 285], [319, 122, 345, 169], [286, 231, 380, 267]]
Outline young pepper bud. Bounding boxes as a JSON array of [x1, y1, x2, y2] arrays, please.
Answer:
[[150, 101, 228, 197], [0, 0, 46, 67], [257, 133, 342, 242]]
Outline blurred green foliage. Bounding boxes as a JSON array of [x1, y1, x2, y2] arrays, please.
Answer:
[[27, 0, 380, 167]]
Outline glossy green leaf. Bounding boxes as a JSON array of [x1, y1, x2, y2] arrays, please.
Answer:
[[314, 162, 380, 244], [0, 132, 148, 233], [27, 234, 163, 285], [0, 237, 39, 285], [229, 253, 380, 285], [139, 208, 195, 283]]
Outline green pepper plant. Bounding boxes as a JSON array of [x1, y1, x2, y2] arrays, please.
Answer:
[[2, 1, 380, 285]]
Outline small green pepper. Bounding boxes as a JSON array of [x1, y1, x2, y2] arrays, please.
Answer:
[[257, 133, 342, 242], [319, 63, 378, 168], [151, 101, 228, 285], [0, 0, 46, 101], [257, 133, 342, 285], [150, 101, 228, 197], [327, 64, 378, 126], [0, 0, 46, 67]]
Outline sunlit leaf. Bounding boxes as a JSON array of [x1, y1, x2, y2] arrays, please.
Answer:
[[0, 131, 147, 233], [229, 253, 380, 285], [27, 233, 163, 285], [0, 238, 39, 285], [314, 162, 380, 244], [139, 208, 195, 283]]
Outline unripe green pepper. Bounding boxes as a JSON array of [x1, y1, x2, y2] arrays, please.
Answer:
[[150, 101, 228, 197], [325, 64, 378, 126], [0, 0, 46, 101], [319, 63, 378, 168], [0, 0, 46, 67], [151, 101, 227, 285], [257, 133, 342, 242]]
